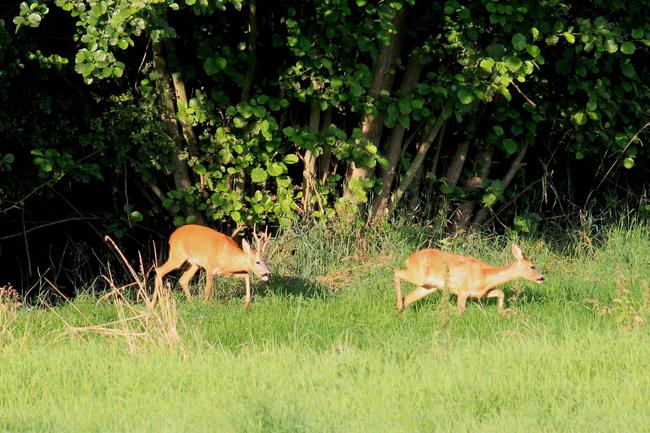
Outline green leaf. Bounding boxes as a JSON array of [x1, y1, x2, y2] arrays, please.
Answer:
[[480, 57, 495, 72], [623, 157, 634, 169], [545, 35, 559, 46], [283, 126, 296, 138], [563, 32, 575, 44], [531, 27, 540, 41], [620, 41, 635, 55], [268, 163, 284, 177], [526, 44, 540, 57], [457, 89, 474, 105], [398, 99, 412, 114], [118, 40, 129, 50], [504, 56, 523, 72], [410, 99, 424, 109], [3, 153, 15, 164], [251, 167, 268, 183], [502, 138, 518, 155], [605, 40, 618, 53], [486, 43, 506, 58], [330, 77, 344, 89], [593, 16, 607, 29], [350, 83, 364, 97], [631, 28, 644, 39], [620, 61, 636, 78], [283, 154, 299, 164], [399, 115, 410, 129], [493, 125, 504, 136], [203, 57, 227, 76], [572, 111, 587, 126], [512, 33, 527, 50], [110, 7, 137, 26], [129, 211, 143, 223]]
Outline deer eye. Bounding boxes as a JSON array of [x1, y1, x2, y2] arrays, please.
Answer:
[[256, 260, 261, 264]]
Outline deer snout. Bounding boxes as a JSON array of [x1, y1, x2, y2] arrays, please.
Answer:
[[260, 272, 270, 282], [536, 275, 545, 283]]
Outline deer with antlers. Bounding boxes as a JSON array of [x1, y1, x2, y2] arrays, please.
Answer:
[[155, 224, 271, 308]]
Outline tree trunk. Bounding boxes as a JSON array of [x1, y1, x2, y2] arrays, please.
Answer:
[[240, 0, 257, 102], [435, 138, 470, 216], [318, 108, 333, 182], [445, 140, 470, 188], [371, 52, 423, 222], [385, 108, 448, 219], [152, 40, 204, 224], [453, 147, 494, 231], [408, 162, 425, 210], [343, 8, 404, 207], [423, 121, 446, 213], [471, 144, 528, 228], [302, 99, 320, 213]]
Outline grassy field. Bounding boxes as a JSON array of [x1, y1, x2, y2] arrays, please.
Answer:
[[1, 222, 650, 432]]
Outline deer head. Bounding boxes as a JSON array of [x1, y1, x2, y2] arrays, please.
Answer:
[[511, 244, 545, 284], [242, 226, 271, 281]]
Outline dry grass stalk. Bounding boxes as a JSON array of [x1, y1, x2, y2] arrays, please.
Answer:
[[67, 237, 182, 352]]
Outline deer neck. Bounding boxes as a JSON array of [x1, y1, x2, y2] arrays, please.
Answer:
[[223, 250, 252, 274], [482, 262, 519, 289]]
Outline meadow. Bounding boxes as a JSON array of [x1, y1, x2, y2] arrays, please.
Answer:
[[1, 222, 650, 433]]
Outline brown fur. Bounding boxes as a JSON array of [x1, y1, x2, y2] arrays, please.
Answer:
[[155, 224, 270, 308], [394, 244, 544, 314]]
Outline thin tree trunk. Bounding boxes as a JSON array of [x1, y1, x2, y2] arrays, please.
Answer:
[[446, 140, 471, 188], [471, 144, 528, 228], [318, 108, 333, 182], [435, 138, 470, 216], [240, 0, 257, 102], [453, 147, 494, 231], [152, 40, 204, 224], [371, 52, 423, 223], [386, 109, 448, 219], [343, 8, 404, 207], [302, 99, 320, 213], [166, 54, 200, 158], [408, 162, 425, 210], [424, 121, 446, 215]]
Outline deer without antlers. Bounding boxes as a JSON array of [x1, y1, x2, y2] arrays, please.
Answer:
[[394, 244, 544, 314], [155, 224, 271, 308]]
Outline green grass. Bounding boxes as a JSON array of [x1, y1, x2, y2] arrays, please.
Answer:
[[1, 223, 650, 432]]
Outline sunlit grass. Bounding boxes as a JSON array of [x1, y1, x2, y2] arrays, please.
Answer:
[[1, 223, 649, 432]]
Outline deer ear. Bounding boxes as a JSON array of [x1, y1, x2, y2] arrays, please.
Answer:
[[511, 244, 523, 260], [242, 239, 251, 254]]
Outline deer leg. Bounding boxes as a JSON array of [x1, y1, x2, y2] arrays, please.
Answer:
[[402, 286, 438, 312], [456, 293, 469, 315], [203, 272, 215, 304], [394, 270, 407, 313], [155, 251, 186, 291], [486, 289, 505, 313], [178, 264, 199, 301], [242, 273, 252, 309]]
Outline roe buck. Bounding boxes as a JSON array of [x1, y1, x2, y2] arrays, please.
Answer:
[[394, 244, 544, 314], [155, 224, 271, 307]]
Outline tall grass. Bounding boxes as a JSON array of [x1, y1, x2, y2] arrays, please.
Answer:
[[1, 222, 649, 432]]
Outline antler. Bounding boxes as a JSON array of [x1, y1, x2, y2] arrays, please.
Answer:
[[252, 225, 271, 254], [230, 223, 244, 238]]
